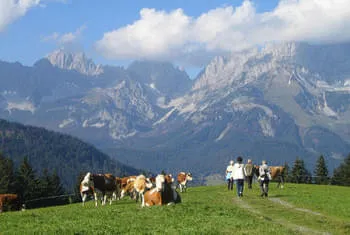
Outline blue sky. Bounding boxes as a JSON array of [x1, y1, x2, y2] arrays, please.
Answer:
[[0, 0, 349, 77]]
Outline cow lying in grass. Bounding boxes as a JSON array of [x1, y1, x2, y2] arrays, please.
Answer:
[[143, 174, 181, 207]]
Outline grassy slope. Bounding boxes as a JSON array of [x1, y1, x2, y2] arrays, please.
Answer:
[[1, 183, 349, 235]]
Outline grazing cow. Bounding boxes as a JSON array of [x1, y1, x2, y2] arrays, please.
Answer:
[[0, 194, 21, 213], [133, 175, 153, 205], [80, 172, 118, 206], [177, 172, 193, 192], [254, 165, 286, 188], [143, 174, 181, 207]]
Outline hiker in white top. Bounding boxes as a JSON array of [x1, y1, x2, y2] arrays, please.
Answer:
[[233, 156, 245, 197], [226, 160, 234, 190]]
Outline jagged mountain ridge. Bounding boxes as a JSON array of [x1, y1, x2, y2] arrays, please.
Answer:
[[0, 43, 350, 179]]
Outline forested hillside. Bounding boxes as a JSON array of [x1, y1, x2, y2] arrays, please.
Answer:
[[0, 119, 139, 191]]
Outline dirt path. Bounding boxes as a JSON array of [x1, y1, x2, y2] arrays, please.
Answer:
[[233, 197, 331, 235], [268, 197, 324, 217]]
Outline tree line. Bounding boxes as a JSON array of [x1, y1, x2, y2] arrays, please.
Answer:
[[0, 153, 69, 209], [283, 154, 350, 186]]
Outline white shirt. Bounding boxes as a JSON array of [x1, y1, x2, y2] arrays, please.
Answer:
[[232, 163, 245, 180], [226, 165, 234, 173]]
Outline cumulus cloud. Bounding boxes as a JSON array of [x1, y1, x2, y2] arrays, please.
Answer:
[[96, 0, 350, 65], [42, 25, 86, 45], [0, 0, 41, 32]]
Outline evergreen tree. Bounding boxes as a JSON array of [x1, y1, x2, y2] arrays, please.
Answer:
[[283, 162, 291, 183], [332, 153, 350, 186], [49, 171, 65, 197], [15, 157, 41, 203], [314, 155, 329, 184], [0, 153, 15, 193], [291, 157, 308, 183]]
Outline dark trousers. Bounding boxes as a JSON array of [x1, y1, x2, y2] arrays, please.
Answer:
[[227, 178, 234, 190], [259, 180, 269, 197], [246, 175, 253, 189]]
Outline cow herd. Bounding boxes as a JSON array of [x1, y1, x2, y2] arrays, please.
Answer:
[[79, 171, 193, 207]]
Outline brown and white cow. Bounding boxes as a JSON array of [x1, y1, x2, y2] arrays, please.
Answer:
[[80, 172, 118, 206], [0, 194, 21, 213], [177, 172, 193, 192], [254, 166, 286, 188], [133, 175, 153, 205], [143, 174, 181, 207], [120, 176, 137, 200]]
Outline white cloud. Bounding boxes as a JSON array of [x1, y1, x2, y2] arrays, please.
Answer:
[[42, 25, 86, 45], [96, 0, 350, 65], [0, 0, 41, 32]]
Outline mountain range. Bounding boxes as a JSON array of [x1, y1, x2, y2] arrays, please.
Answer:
[[1, 42, 350, 182]]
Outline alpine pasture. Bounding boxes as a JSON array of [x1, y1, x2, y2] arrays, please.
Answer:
[[1, 183, 349, 234]]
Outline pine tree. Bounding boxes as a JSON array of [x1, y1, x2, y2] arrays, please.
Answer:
[[15, 157, 40, 203], [291, 157, 308, 183], [332, 153, 350, 186], [314, 155, 329, 184], [0, 153, 15, 193], [283, 162, 291, 183]]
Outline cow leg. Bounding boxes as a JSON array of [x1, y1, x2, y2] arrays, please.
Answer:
[[179, 184, 183, 193], [94, 192, 98, 207], [81, 193, 87, 206], [141, 194, 145, 207], [281, 175, 285, 189], [103, 194, 107, 206]]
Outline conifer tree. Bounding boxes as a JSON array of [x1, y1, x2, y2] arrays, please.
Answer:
[[15, 157, 40, 202], [0, 153, 15, 193], [332, 153, 350, 186], [291, 157, 308, 183], [314, 155, 329, 184]]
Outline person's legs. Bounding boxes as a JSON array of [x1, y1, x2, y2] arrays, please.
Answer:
[[239, 179, 244, 196], [227, 178, 233, 190], [259, 180, 265, 197], [237, 179, 244, 197], [248, 176, 253, 189], [264, 181, 269, 197]]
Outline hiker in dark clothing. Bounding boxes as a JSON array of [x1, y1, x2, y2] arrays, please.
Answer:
[[244, 159, 253, 189]]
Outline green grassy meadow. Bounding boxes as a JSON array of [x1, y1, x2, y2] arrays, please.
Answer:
[[1, 183, 350, 235]]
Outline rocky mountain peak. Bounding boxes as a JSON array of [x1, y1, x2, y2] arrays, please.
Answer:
[[46, 49, 103, 76]]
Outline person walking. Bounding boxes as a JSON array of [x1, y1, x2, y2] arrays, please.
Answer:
[[259, 160, 271, 197], [233, 156, 245, 197], [226, 160, 234, 190], [244, 159, 254, 189]]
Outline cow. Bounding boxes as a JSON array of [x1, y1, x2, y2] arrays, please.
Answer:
[[143, 174, 181, 207], [120, 176, 137, 200], [133, 175, 153, 205], [80, 172, 118, 206], [254, 165, 286, 188], [177, 172, 193, 192], [0, 194, 21, 213]]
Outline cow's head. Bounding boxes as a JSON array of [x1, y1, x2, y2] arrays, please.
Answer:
[[80, 172, 94, 192], [155, 174, 165, 192], [186, 173, 193, 181], [145, 178, 153, 189]]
